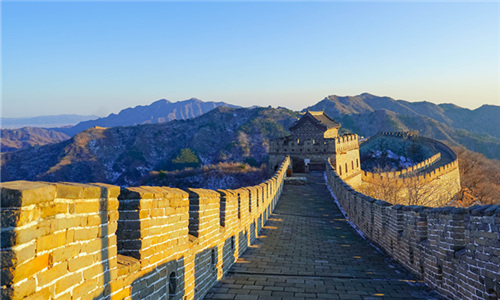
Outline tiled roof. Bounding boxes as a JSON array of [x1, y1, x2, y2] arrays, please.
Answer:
[[289, 110, 340, 131], [307, 111, 341, 129]]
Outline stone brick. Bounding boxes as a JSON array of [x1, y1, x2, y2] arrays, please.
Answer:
[[83, 264, 103, 280], [54, 292, 72, 300], [73, 201, 100, 214], [36, 261, 68, 287], [73, 277, 99, 299], [108, 222, 118, 235], [1, 242, 36, 268], [68, 255, 96, 272], [83, 238, 102, 254], [119, 187, 154, 200], [55, 272, 83, 295], [58, 182, 102, 199], [111, 286, 130, 300], [50, 243, 81, 263], [1, 181, 56, 207], [66, 228, 75, 243], [53, 216, 84, 231], [75, 227, 99, 241], [1, 209, 22, 228], [91, 183, 121, 198], [4, 253, 49, 284], [7, 276, 36, 299], [87, 214, 103, 226], [24, 286, 50, 300], [1, 226, 36, 248], [39, 202, 68, 218], [108, 211, 119, 222], [37, 230, 66, 251]]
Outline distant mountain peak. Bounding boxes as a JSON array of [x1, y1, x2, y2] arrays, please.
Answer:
[[150, 99, 171, 105], [304, 93, 500, 160], [52, 98, 240, 137]]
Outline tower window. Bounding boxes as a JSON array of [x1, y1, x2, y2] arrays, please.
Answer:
[[211, 249, 216, 265], [169, 272, 177, 298]]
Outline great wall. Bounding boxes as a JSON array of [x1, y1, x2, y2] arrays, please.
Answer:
[[326, 159, 499, 300], [1, 111, 498, 300], [1, 158, 290, 299], [358, 132, 461, 207]]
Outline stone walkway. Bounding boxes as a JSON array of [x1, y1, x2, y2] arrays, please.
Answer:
[[205, 173, 441, 300]]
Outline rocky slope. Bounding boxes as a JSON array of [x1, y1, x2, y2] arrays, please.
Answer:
[[1, 107, 298, 186], [305, 94, 500, 159]]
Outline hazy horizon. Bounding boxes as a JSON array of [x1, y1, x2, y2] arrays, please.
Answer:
[[2, 92, 499, 120], [2, 1, 499, 118]]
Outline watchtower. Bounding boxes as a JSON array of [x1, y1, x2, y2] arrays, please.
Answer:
[[268, 110, 362, 186]]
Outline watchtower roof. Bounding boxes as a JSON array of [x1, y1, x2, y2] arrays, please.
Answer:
[[289, 110, 341, 131]]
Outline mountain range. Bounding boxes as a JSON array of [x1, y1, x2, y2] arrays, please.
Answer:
[[1, 107, 297, 186], [1, 93, 499, 186], [304, 93, 500, 159], [1, 98, 236, 152], [54, 98, 238, 136]]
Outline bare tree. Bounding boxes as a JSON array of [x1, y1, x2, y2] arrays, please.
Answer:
[[452, 146, 500, 205], [359, 167, 457, 207]]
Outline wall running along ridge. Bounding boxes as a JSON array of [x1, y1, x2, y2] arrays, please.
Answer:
[[359, 132, 461, 207], [361, 152, 441, 179], [1, 157, 290, 300], [326, 159, 500, 300]]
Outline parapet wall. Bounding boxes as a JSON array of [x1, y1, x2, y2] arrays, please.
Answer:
[[269, 137, 337, 155], [326, 160, 500, 300], [366, 131, 457, 161], [1, 157, 290, 300], [362, 152, 441, 179], [334, 133, 359, 153], [360, 132, 461, 207]]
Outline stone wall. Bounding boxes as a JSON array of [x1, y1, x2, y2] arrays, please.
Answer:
[[268, 134, 360, 176], [362, 152, 441, 179], [331, 134, 362, 188], [269, 138, 337, 157], [359, 134, 461, 207], [1, 157, 290, 300], [326, 160, 500, 300], [334, 134, 359, 154]]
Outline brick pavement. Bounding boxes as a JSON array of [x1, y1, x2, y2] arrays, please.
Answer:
[[205, 173, 442, 300]]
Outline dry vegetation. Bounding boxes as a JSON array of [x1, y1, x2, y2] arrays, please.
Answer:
[[358, 166, 456, 207], [358, 148, 500, 206], [451, 147, 500, 205], [147, 162, 267, 190]]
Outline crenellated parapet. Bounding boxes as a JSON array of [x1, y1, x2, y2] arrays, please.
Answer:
[[269, 137, 337, 155], [326, 160, 499, 300], [362, 152, 441, 179], [0, 157, 290, 300], [334, 134, 359, 153], [359, 132, 461, 206]]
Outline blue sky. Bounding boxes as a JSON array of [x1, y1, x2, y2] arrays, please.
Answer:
[[2, 1, 499, 117]]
